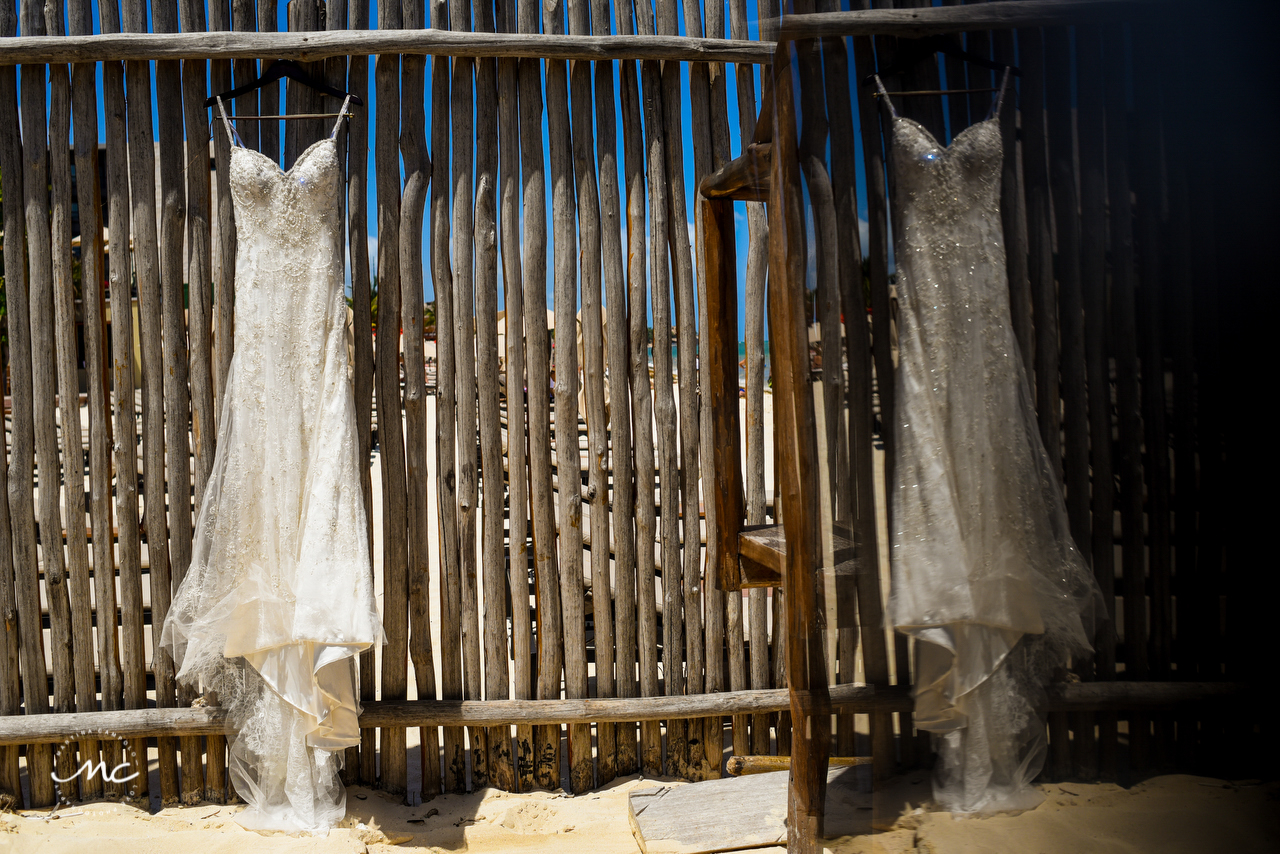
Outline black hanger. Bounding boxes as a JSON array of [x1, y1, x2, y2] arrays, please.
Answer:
[[204, 59, 364, 109], [862, 35, 1020, 87]]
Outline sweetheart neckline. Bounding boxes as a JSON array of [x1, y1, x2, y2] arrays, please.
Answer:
[[230, 135, 337, 177], [892, 114, 999, 154]]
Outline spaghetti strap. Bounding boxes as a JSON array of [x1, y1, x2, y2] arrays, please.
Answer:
[[330, 95, 352, 139], [989, 67, 1012, 120], [215, 96, 244, 149], [873, 74, 899, 119]]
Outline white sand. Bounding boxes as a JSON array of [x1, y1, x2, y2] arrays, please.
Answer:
[[5, 774, 1276, 854]]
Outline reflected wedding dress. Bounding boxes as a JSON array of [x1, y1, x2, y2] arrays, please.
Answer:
[[878, 73, 1103, 813], [161, 97, 383, 833]]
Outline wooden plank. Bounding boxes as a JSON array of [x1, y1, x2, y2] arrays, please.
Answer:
[[1074, 21, 1112, 782], [547, 0, 589, 796], [474, 0, 514, 794], [0, 680, 1248, 745], [0, 0, 54, 804], [46, 0, 101, 803], [618, 0, 662, 778], [0, 29, 777, 64], [572, 0, 613, 792], [594, 0, 637, 782], [347, 0, 377, 790], [400, 0, 441, 802], [373, 0, 409, 797], [496, 0, 534, 794], [776, 0, 1152, 40]]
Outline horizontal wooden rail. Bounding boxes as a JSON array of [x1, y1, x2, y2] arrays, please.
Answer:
[[773, 0, 1155, 41], [0, 30, 774, 65], [0, 682, 1246, 746]]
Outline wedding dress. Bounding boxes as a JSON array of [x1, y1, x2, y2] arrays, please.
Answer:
[[161, 97, 384, 833], [878, 73, 1104, 813]]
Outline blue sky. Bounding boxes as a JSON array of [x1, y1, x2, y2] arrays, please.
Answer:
[[38, 0, 879, 340]]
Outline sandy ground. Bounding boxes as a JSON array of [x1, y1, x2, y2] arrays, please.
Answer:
[[3, 773, 1276, 854]]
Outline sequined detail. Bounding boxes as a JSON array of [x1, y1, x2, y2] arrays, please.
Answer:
[[881, 83, 1104, 814], [160, 99, 383, 834]]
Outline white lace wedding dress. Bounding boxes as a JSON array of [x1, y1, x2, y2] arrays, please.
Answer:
[[161, 97, 383, 833], [878, 73, 1104, 813]]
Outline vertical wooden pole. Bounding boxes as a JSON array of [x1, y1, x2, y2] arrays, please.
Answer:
[[769, 38, 830, 853], [1130, 23, 1172, 771], [208, 0, 235, 412], [44, 0, 99, 803], [448, 0, 487, 795], [728, 0, 765, 762], [565, 0, 605, 794], [258, 0, 280, 164], [431, 0, 465, 795], [1074, 21, 1113, 782], [1103, 22, 1147, 778], [230, 0, 258, 155], [374, 0, 409, 799], [594, 0, 638, 781], [400, 0, 442, 802], [0, 0, 54, 804], [496, 0, 535, 793], [474, 0, 516, 794], [1043, 25, 1087, 780], [573, 0, 616, 789], [546, 0, 589, 795], [19, 0, 77, 796], [347, 0, 378, 790], [849, 12, 898, 778], [620, 0, 662, 780], [119, 0, 179, 804]]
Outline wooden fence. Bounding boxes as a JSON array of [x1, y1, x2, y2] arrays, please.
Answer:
[[0, 0, 1255, 812]]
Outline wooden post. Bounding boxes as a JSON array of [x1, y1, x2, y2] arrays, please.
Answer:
[[547, 0, 589, 795], [347, 0, 378, 790], [768, 37, 831, 853], [400, 0, 442, 802], [431, 0, 464, 794], [1074, 21, 1113, 782], [496, 0, 536, 794], [593, 0, 638, 782], [849, 10, 898, 778], [449, 0, 487, 795], [620, 0, 662, 780], [209, 0, 235, 414], [46, 0, 101, 803], [474, 0, 516, 794], [1103, 22, 1146, 779], [374, 0, 409, 798], [0, 0, 55, 804]]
